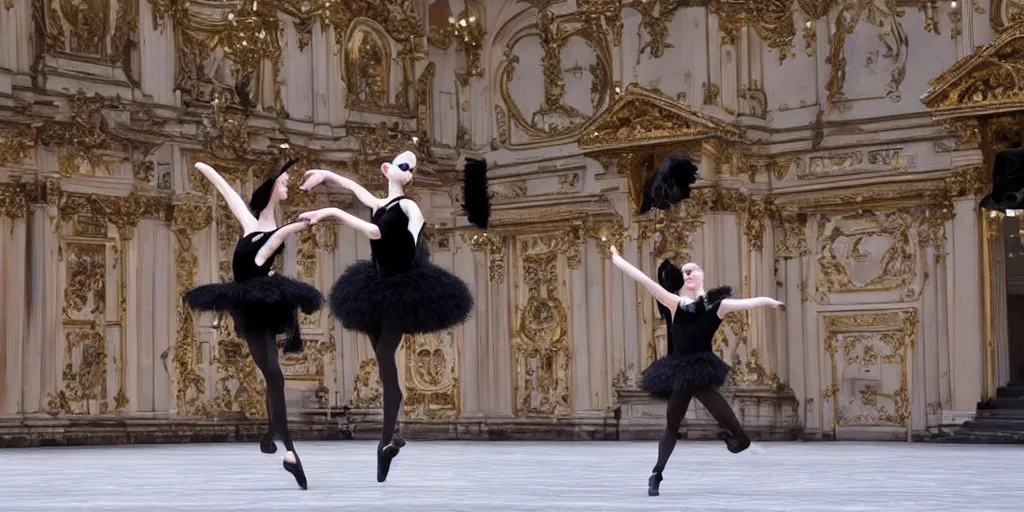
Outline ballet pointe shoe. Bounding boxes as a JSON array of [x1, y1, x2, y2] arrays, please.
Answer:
[[376, 440, 402, 483], [391, 431, 407, 449], [720, 431, 751, 454], [283, 452, 307, 490], [260, 429, 277, 454], [647, 472, 663, 496]]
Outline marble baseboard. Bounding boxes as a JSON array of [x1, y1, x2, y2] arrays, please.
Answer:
[[0, 413, 348, 448], [615, 386, 802, 441]]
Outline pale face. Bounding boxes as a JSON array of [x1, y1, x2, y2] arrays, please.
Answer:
[[272, 172, 290, 202], [381, 150, 416, 186], [681, 262, 704, 292]]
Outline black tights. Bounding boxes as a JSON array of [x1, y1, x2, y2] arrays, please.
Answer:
[[371, 323, 404, 446], [247, 332, 295, 453], [653, 387, 749, 474]]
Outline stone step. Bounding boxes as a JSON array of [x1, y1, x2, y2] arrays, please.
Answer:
[[944, 430, 1024, 444], [959, 417, 1024, 433], [976, 408, 1024, 420], [996, 386, 1024, 399], [984, 397, 1024, 410]]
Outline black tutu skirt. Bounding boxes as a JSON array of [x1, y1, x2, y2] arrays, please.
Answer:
[[329, 260, 474, 337], [183, 274, 324, 341], [640, 351, 731, 400]]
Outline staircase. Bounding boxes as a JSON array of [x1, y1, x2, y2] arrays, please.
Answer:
[[941, 384, 1024, 443]]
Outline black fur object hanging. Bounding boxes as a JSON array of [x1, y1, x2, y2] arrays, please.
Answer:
[[462, 157, 491, 229], [638, 154, 699, 214]]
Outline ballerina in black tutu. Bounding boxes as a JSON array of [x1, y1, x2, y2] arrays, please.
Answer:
[[298, 150, 485, 482], [614, 154, 784, 497], [183, 158, 324, 490]]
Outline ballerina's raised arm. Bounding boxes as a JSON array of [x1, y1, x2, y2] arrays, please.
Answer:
[[194, 159, 312, 266], [296, 151, 428, 241], [608, 245, 683, 313], [194, 161, 259, 233], [300, 166, 381, 209]]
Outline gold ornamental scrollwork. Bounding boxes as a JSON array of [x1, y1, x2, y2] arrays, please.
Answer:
[[511, 231, 579, 416], [579, 85, 743, 214], [814, 210, 920, 303], [169, 1, 286, 112], [38, 90, 122, 177], [463, 232, 508, 283], [41, 0, 140, 77], [709, 0, 798, 63], [351, 357, 383, 409], [170, 198, 215, 416], [0, 127, 37, 167], [637, 187, 766, 261], [821, 309, 917, 435], [922, 20, 1024, 118], [44, 183, 171, 416], [990, 0, 1024, 32], [498, 6, 614, 143], [402, 330, 460, 419], [0, 180, 44, 220], [826, 1, 908, 108]]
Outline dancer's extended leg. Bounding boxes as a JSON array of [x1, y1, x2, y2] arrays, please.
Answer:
[[374, 323, 405, 482], [245, 331, 277, 455], [247, 332, 307, 489], [692, 388, 750, 453], [648, 388, 693, 496]]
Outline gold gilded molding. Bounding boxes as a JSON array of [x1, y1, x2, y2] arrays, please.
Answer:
[[990, 0, 1024, 32], [498, 6, 614, 142], [922, 19, 1024, 118], [0, 181, 44, 220], [814, 210, 920, 302], [463, 232, 508, 283], [208, 318, 266, 417], [826, 1, 908, 108], [170, 1, 285, 112], [709, 0, 797, 62], [630, 0, 689, 59], [774, 212, 809, 261], [38, 90, 120, 177], [351, 357, 383, 409], [512, 233, 576, 416], [160, 0, 426, 116], [0, 127, 37, 166], [796, 0, 837, 19], [579, 84, 742, 152], [170, 198, 215, 416], [822, 309, 917, 436], [638, 187, 768, 260], [403, 330, 460, 419], [46, 329, 110, 415], [714, 311, 786, 391], [343, 21, 393, 111]]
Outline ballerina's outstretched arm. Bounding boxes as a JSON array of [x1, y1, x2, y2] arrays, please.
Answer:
[[194, 162, 258, 233], [608, 245, 681, 312], [297, 207, 381, 240], [717, 296, 785, 319], [300, 169, 380, 209], [254, 220, 312, 267]]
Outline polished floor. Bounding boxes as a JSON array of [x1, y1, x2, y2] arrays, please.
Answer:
[[2, 440, 1022, 511]]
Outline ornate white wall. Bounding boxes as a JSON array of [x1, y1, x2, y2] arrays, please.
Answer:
[[0, 0, 1012, 444]]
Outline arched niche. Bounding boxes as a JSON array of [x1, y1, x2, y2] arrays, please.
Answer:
[[342, 19, 397, 111]]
